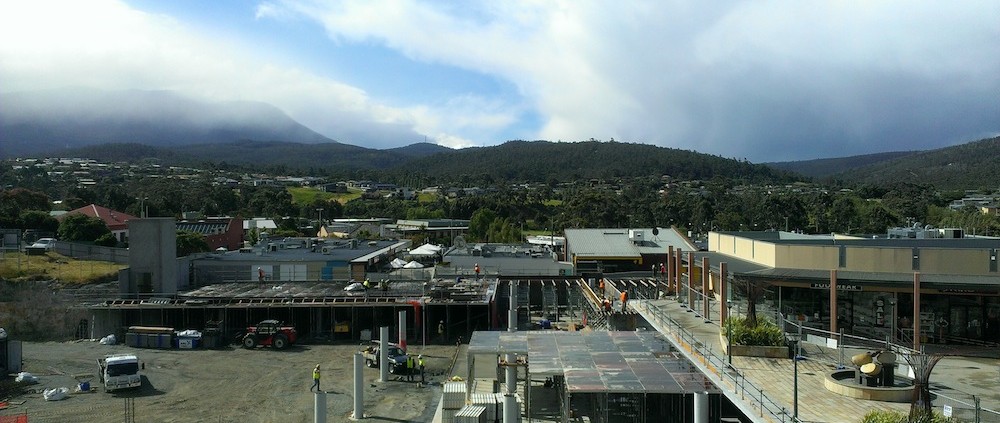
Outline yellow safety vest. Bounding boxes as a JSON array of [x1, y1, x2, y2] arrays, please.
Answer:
[[313, 369, 320, 380]]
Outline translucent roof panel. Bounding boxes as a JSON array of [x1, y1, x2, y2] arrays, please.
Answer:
[[465, 330, 718, 394]]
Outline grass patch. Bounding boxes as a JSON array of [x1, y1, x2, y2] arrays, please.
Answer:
[[543, 199, 563, 206], [0, 252, 124, 285], [417, 192, 438, 203], [288, 187, 362, 205]]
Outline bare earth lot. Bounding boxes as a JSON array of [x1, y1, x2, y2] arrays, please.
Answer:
[[5, 341, 458, 422]]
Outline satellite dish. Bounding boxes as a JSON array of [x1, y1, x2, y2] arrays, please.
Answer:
[[454, 235, 467, 249], [652, 227, 659, 236]]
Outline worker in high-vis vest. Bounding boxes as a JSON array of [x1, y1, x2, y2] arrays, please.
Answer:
[[620, 290, 628, 312], [418, 355, 426, 384], [310, 364, 321, 392]]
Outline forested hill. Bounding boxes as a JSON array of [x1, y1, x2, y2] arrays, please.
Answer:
[[830, 136, 1000, 190], [391, 140, 797, 183], [765, 151, 918, 179]]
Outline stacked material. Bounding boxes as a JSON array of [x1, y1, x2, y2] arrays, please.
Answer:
[[454, 405, 487, 423], [442, 381, 467, 423], [469, 393, 498, 422]]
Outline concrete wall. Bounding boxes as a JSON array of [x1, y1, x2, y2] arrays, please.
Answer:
[[125, 218, 177, 295], [774, 244, 838, 270], [711, 231, 999, 276]]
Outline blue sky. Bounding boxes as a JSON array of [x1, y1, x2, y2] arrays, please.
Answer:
[[1, 0, 998, 162]]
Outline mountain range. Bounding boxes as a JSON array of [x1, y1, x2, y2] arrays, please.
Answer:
[[0, 88, 332, 158], [2, 88, 998, 189]]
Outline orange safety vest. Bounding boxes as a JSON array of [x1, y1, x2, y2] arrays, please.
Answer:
[[620, 291, 627, 303]]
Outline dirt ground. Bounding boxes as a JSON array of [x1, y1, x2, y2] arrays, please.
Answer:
[[3, 340, 461, 422]]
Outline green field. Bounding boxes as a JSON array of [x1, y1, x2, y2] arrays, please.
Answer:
[[0, 252, 125, 285], [288, 187, 362, 205]]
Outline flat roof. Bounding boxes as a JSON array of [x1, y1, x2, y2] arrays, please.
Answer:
[[202, 239, 402, 263], [468, 331, 714, 394]]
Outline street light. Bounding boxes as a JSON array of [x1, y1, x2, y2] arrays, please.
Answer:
[[789, 331, 804, 420]]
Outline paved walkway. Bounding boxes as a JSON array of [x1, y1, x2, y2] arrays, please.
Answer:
[[633, 298, 1000, 423]]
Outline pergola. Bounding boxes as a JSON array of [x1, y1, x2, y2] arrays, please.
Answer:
[[467, 330, 718, 422]]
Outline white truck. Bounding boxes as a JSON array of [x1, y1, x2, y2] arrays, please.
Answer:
[[97, 354, 142, 392]]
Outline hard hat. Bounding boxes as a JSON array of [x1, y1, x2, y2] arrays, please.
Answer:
[[418, 355, 422, 358]]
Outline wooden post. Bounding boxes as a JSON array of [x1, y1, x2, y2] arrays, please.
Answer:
[[687, 251, 696, 307], [675, 248, 683, 297], [720, 262, 728, 323], [667, 246, 674, 294], [702, 257, 710, 320]]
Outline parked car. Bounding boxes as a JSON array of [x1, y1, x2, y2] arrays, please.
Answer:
[[29, 238, 56, 252]]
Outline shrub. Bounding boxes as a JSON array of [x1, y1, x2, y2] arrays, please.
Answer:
[[724, 316, 785, 347], [860, 409, 957, 423]]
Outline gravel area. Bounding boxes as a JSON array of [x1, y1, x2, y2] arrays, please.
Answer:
[[3, 340, 459, 422]]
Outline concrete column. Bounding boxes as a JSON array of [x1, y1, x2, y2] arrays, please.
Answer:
[[505, 280, 518, 423], [352, 352, 363, 419], [398, 310, 407, 352], [913, 272, 921, 351], [830, 269, 838, 333], [379, 326, 389, 382], [693, 391, 709, 423], [314, 391, 327, 423], [503, 361, 518, 423], [719, 262, 728, 323], [509, 281, 517, 332], [702, 257, 710, 320]]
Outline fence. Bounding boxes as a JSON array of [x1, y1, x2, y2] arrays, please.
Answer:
[[53, 241, 129, 264]]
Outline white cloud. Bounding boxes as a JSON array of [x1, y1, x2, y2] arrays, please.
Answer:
[[269, 0, 1000, 160], [2, 0, 998, 160], [0, 0, 487, 149]]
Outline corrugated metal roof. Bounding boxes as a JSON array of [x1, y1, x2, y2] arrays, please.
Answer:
[[566, 228, 698, 259], [565, 229, 638, 258]]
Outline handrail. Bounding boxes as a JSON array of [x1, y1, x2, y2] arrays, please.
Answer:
[[633, 299, 799, 423]]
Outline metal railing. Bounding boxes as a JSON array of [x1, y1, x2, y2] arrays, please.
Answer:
[[633, 299, 800, 423]]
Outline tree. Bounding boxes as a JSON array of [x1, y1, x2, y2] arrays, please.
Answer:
[[18, 210, 59, 233], [176, 231, 211, 257], [730, 274, 772, 328], [57, 214, 110, 242], [95, 232, 118, 247], [469, 208, 498, 241]]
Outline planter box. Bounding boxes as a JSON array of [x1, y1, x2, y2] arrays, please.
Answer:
[[720, 334, 788, 359]]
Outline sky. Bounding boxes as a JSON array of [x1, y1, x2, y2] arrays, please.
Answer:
[[1, 0, 998, 162]]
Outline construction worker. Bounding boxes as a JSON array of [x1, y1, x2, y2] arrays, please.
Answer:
[[257, 267, 265, 283], [406, 355, 415, 381], [474, 263, 481, 280], [438, 320, 445, 343], [418, 355, 425, 384], [598, 278, 605, 293], [363, 278, 370, 299], [620, 290, 628, 312], [310, 364, 321, 392], [659, 262, 666, 278]]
